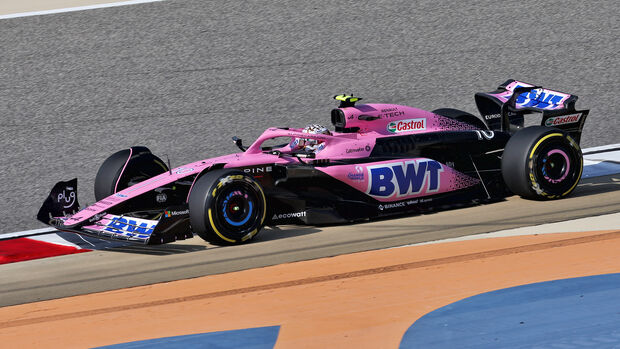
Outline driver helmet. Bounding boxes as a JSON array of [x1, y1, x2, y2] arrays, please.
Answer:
[[297, 124, 331, 152]]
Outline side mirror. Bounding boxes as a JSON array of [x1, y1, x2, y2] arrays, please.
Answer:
[[232, 136, 247, 152]]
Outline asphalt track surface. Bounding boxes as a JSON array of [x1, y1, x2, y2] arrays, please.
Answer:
[[1, 0, 619, 233]]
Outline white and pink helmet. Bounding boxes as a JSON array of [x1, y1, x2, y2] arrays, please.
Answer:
[[297, 124, 331, 152]]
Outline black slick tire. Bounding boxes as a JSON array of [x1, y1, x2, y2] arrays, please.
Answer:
[[188, 169, 267, 245], [502, 126, 582, 200], [94, 146, 168, 201]]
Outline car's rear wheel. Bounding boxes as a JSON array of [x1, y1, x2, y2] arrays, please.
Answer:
[[188, 169, 267, 245], [502, 126, 582, 200], [432, 108, 488, 130], [94, 146, 169, 201]]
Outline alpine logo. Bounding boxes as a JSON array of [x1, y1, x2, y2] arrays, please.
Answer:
[[545, 113, 581, 126], [272, 211, 306, 220], [387, 118, 426, 133], [244, 166, 273, 174], [367, 159, 443, 198]]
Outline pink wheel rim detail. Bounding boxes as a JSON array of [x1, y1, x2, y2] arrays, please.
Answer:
[[544, 149, 570, 183]]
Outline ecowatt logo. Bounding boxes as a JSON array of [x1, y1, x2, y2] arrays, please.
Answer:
[[272, 211, 306, 220], [387, 118, 426, 133]]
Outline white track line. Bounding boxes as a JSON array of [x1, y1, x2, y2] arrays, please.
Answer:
[[582, 144, 620, 178], [582, 143, 620, 154], [0, 0, 164, 20], [29, 234, 84, 248], [1, 227, 57, 239], [407, 212, 620, 247], [584, 151, 620, 163]]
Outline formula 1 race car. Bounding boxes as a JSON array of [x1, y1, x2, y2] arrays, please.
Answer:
[[38, 80, 589, 245]]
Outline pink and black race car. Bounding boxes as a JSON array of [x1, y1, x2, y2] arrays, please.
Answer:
[[38, 80, 589, 245]]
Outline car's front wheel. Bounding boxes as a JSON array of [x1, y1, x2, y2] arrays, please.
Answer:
[[502, 126, 582, 200], [188, 169, 267, 245]]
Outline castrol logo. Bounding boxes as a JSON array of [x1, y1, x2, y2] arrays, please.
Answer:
[[545, 113, 581, 127], [387, 118, 426, 133]]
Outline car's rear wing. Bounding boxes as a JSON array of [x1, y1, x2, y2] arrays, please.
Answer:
[[475, 79, 589, 144]]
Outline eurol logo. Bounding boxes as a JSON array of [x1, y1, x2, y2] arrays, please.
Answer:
[[545, 113, 581, 126], [387, 118, 426, 133], [367, 159, 443, 198]]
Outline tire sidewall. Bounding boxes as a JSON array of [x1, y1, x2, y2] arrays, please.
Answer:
[[526, 132, 582, 199], [94, 147, 168, 201], [502, 126, 582, 199], [94, 149, 132, 201], [188, 170, 266, 245]]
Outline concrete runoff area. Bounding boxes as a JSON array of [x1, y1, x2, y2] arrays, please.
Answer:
[[410, 212, 620, 246], [0, 0, 161, 17], [1, 229, 618, 347]]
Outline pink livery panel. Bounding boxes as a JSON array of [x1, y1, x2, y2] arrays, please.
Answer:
[[318, 158, 480, 202], [335, 104, 480, 134], [63, 159, 219, 226]]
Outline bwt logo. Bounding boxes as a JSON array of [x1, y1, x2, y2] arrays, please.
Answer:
[[367, 160, 443, 198], [513, 87, 567, 110], [104, 217, 156, 236]]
